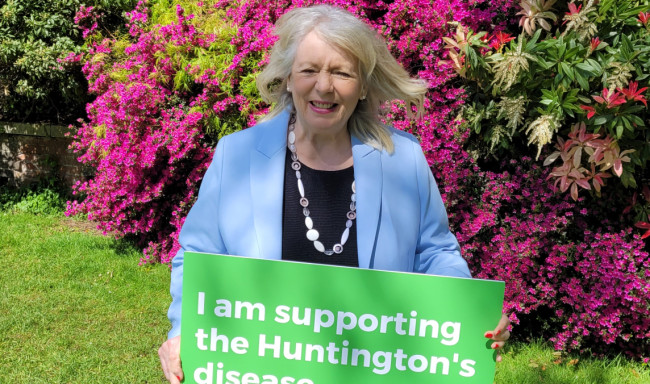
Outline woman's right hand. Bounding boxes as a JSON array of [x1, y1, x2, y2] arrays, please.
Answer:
[[159, 335, 183, 383]]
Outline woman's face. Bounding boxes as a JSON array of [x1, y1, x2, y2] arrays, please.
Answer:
[[287, 31, 364, 138]]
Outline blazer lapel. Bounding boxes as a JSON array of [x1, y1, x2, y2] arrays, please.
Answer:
[[250, 111, 291, 260], [352, 136, 382, 269]]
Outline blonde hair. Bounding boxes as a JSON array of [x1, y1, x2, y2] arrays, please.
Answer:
[[256, 4, 428, 153]]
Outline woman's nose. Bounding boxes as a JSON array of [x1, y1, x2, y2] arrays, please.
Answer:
[[315, 72, 333, 93]]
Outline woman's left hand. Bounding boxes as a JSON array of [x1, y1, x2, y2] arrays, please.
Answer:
[[484, 314, 511, 362]]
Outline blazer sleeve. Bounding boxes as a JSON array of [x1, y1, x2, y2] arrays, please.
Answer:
[[167, 137, 228, 339], [411, 139, 471, 278]]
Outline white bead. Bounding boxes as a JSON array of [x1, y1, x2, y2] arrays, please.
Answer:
[[341, 227, 350, 245], [298, 179, 305, 197], [288, 131, 295, 144], [313, 241, 325, 252], [352, 181, 356, 193], [351, 193, 356, 202], [305, 216, 313, 229], [306, 229, 319, 241], [346, 219, 353, 228]]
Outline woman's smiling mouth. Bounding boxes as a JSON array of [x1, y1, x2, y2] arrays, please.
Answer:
[[311, 101, 337, 109]]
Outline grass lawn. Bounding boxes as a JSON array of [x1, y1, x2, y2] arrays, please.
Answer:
[[0, 212, 170, 383], [1, 211, 648, 383]]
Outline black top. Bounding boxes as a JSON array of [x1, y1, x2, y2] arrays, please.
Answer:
[[281, 149, 359, 267]]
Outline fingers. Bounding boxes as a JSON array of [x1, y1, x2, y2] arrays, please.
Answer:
[[159, 336, 183, 383], [490, 340, 507, 349], [486, 335, 507, 363], [485, 329, 511, 342], [485, 314, 511, 341], [497, 314, 511, 342], [485, 314, 511, 362]]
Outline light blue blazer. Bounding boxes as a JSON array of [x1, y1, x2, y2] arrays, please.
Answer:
[[167, 109, 470, 338]]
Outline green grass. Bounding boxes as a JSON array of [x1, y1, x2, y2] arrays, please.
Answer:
[[1, 211, 648, 383], [0, 212, 171, 383], [496, 340, 650, 384]]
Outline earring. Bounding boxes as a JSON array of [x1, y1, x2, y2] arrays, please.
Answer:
[[360, 95, 366, 100], [287, 86, 291, 92]]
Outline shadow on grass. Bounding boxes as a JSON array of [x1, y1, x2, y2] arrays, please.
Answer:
[[108, 234, 146, 258]]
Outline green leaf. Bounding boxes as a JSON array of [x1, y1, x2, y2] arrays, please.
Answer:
[[561, 63, 575, 81], [621, 116, 633, 131], [525, 29, 543, 51], [616, 125, 624, 138], [620, 34, 637, 61], [565, 46, 581, 60], [618, 5, 648, 18], [624, 105, 647, 114], [578, 95, 592, 103], [564, 108, 575, 118], [575, 62, 594, 72], [541, 89, 555, 99], [576, 73, 589, 90], [621, 172, 637, 188], [585, 59, 602, 74], [535, 57, 553, 70], [599, 0, 615, 14], [628, 114, 646, 127], [593, 116, 608, 125]]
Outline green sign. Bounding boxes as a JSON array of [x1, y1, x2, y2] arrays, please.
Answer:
[[181, 252, 504, 384]]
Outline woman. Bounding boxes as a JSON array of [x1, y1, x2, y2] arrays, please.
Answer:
[[159, 5, 510, 383]]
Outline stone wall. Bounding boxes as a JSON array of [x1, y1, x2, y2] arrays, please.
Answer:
[[0, 122, 88, 189]]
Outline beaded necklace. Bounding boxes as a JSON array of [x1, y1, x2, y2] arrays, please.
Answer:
[[286, 114, 357, 255]]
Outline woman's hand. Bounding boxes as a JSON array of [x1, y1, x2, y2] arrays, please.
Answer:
[[484, 314, 511, 362], [159, 335, 183, 383]]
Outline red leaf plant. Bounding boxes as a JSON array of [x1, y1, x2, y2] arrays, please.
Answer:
[[544, 122, 634, 200]]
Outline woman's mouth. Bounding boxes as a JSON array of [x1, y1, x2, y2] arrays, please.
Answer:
[[310, 101, 337, 109]]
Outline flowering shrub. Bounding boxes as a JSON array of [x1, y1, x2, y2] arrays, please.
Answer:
[[66, 0, 272, 264], [443, 0, 650, 357], [69, 0, 649, 358], [447, 0, 650, 207], [457, 157, 650, 357]]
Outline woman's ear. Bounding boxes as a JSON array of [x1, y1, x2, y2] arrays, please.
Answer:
[[359, 85, 367, 100]]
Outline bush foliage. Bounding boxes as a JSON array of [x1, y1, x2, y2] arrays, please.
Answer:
[[0, 0, 136, 124], [68, 0, 650, 358], [0, 180, 66, 215]]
